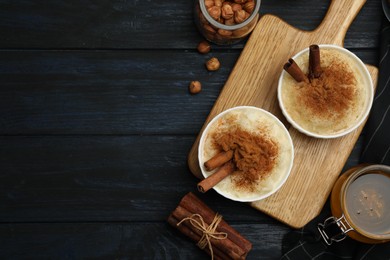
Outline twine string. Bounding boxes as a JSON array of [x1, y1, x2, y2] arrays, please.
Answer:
[[177, 213, 228, 259]]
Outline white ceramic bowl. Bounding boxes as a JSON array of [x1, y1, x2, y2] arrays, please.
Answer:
[[198, 106, 294, 202], [278, 44, 374, 139]]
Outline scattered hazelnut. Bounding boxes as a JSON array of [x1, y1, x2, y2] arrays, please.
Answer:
[[206, 57, 220, 71], [197, 41, 211, 54], [221, 4, 234, 20], [189, 81, 202, 94]]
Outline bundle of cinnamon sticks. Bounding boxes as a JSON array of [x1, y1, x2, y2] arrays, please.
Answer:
[[167, 192, 252, 259]]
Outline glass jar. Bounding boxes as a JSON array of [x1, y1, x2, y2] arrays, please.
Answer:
[[318, 164, 390, 245], [194, 0, 261, 45]]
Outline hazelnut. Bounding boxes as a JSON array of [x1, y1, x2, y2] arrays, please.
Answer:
[[189, 81, 202, 94], [197, 41, 211, 54], [234, 9, 247, 24], [203, 24, 216, 34], [234, 0, 247, 3], [243, 1, 255, 13], [231, 3, 242, 12], [232, 26, 249, 38], [218, 28, 232, 37], [205, 33, 217, 41], [221, 4, 234, 20], [206, 57, 220, 71], [216, 17, 225, 24], [207, 6, 221, 20], [214, 0, 223, 7], [244, 11, 250, 20], [205, 0, 214, 8], [225, 18, 235, 26]]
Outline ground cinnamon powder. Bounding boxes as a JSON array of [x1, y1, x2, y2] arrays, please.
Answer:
[[298, 60, 356, 118], [211, 127, 279, 192]]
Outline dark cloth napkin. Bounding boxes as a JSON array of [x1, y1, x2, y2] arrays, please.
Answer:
[[360, 21, 390, 165], [280, 20, 390, 260], [280, 201, 390, 260]]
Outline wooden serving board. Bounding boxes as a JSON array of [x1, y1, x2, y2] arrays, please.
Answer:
[[187, 0, 378, 228]]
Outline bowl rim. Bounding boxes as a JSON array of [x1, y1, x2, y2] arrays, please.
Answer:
[[198, 105, 294, 202], [277, 44, 374, 139]]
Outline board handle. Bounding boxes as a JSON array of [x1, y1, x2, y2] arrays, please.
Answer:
[[316, 0, 366, 45]]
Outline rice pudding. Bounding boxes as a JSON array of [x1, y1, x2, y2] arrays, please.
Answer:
[[278, 45, 373, 138], [198, 106, 294, 202]]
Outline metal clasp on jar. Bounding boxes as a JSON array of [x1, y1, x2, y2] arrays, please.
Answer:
[[317, 214, 354, 245]]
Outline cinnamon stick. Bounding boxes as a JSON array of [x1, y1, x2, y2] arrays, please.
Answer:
[[204, 150, 234, 171], [198, 161, 235, 193], [171, 205, 245, 260], [167, 214, 228, 260], [283, 58, 308, 83], [309, 44, 321, 78], [182, 192, 252, 254]]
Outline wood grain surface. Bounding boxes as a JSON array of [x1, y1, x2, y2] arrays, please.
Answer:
[[0, 0, 384, 258], [187, 0, 378, 228]]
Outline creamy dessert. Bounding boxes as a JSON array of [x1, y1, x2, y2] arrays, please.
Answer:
[[199, 106, 294, 202], [279, 45, 373, 137]]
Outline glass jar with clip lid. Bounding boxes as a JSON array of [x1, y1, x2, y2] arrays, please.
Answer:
[[318, 164, 390, 245], [194, 0, 261, 45]]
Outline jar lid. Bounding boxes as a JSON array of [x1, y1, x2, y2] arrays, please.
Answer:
[[340, 164, 390, 240]]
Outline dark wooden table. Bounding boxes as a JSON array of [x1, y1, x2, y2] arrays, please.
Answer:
[[0, 0, 384, 259]]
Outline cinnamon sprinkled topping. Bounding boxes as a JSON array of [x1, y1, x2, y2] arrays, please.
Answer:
[[298, 60, 356, 119], [211, 126, 279, 192]]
